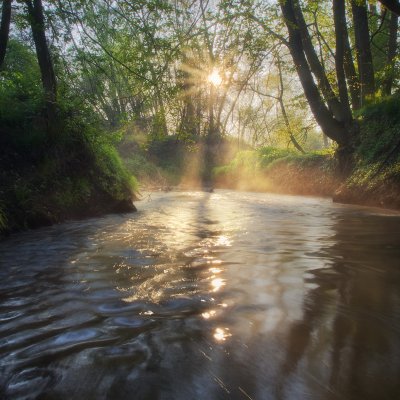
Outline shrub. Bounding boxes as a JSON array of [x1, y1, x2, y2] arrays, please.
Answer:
[[0, 62, 138, 233]]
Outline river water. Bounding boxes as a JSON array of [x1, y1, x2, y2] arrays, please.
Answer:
[[0, 190, 399, 400]]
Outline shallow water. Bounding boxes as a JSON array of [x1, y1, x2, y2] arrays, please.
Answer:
[[0, 190, 400, 400]]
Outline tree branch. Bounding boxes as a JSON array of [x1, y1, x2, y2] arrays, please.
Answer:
[[378, 0, 400, 16]]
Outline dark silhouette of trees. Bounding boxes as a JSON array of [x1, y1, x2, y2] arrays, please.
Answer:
[[0, 0, 12, 69], [25, 0, 57, 127]]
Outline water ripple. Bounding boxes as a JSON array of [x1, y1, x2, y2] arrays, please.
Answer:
[[0, 190, 399, 399]]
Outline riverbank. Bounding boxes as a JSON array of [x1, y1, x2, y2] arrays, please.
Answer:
[[213, 149, 338, 197], [333, 98, 400, 210], [214, 151, 400, 211], [0, 144, 137, 236], [214, 97, 400, 211], [0, 103, 137, 237], [2, 98, 399, 237]]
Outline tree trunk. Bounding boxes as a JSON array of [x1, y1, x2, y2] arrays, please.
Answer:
[[378, 0, 400, 16], [351, 0, 375, 104], [293, 0, 347, 123], [276, 54, 305, 154], [0, 0, 12, 70], [343, 31, 361, 110], [280, 0, 348, 146], [26, 0, 57, 107], [383, 11, 398, 95], [178, 60, 198, 138], [333, 0, 352, 124]]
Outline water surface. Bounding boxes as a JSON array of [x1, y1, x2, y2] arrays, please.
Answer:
[[1, 190, 400, 399]]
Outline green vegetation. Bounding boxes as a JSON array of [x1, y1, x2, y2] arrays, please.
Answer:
[[118, 133, 194, 188], [0, 40, 136, 235], [335, 95, 400, 208], [214, 95, 400, 208], [1, 0, 400, 237], [214, 147, 337, 195], [119, 133, 239, 189], [0, 104, 137, 233]]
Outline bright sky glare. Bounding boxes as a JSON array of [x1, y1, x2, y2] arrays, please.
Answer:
[[208, 69, 222, 86]]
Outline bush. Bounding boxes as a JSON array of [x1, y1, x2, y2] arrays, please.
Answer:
[[258, 147, 296, 167], [0, 61, 137, 234], [345, 95, 400, 191], [92, 140, 137, 199]]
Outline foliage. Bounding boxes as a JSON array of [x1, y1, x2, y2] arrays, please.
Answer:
[[213, 145, 337, 195], [347, 95, 400, 189], [123, 153, 163, 185], [0, 40, 42, 123], [0, 44, 137, 234], [214, 147, 334, 179], [258, 147, 297, 166]]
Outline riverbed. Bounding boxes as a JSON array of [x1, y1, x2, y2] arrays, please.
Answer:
[[1, 190, 399, 400]]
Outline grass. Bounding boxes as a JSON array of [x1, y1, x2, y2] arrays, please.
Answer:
[[335, 95, 400, 208], [213, 146, 336, 195]]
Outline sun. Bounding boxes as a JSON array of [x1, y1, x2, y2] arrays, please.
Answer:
[[207, 69, 222, 86]]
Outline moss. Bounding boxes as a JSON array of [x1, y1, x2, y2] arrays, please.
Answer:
[[93, 142, 137, 200]]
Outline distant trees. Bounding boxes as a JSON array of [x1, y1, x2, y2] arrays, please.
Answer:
[[1, 0, 398, 164]]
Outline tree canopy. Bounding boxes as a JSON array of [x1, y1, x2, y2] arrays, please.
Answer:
[[1, 0, 399, 166]]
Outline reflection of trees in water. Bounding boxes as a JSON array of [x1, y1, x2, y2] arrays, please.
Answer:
[[277, 214, 400, 400], [100, 205, 400, 399]]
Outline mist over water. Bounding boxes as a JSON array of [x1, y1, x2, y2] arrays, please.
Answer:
[[0, 190, 399, 400]]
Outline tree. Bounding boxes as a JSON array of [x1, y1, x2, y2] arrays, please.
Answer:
[[292, 0, 348, 123], [333, 0, 352, 123], [383, 11, 399, 95], [351, 0, 375, 104], [0, 0, 12, 69], [280, 1, 349, 144], [25, 0, 57, 128], [378, 0, 400, 15]]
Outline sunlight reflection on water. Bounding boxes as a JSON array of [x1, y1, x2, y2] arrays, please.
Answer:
[[0, 190, 399, 399]]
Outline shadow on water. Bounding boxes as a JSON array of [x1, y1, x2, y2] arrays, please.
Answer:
[[276, 213, 400, 400]]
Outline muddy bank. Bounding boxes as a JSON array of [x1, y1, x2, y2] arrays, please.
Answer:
[[215, 158, 400, 211], [333, 177, 400, 210]]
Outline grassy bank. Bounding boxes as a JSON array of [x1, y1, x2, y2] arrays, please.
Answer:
[[0, 100, 138, 236], [213, 147, 339, 197], [119, 133, 239, 190], [334, 96, 400, 209], [214, 96, 400, 210], [0, 40, 138, 236]]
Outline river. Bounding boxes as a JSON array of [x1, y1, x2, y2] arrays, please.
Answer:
[[0, 190, 399, 400]]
